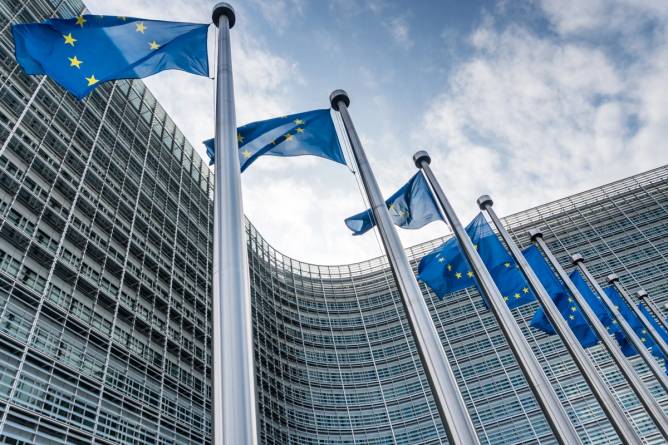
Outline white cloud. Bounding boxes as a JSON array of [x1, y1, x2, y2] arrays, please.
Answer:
[[418, 1, 668, 221], [385, 16, 413, 50]]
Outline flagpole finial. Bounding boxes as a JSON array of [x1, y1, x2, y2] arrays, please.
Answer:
[[528, 228, 543, 241], [413, 150, 431, 168], [571, 253, 584, 264], [477, 195, 493, 209], [607, 273, 619, 283], [330, 89, 350, 110], [212, 2, 235, 28], [637, 289, 648, 299]]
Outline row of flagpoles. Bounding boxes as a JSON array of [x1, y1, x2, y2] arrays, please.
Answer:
[[9, 3, 668, 444]]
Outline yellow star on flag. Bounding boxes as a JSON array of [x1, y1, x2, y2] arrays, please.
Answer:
[[504, 262, 510, 268], [85, 74, 98, 86], [294, 118, 304, 125], [447, 264, 452, 271], [514, 293, 521, 299], [237, 133, 244, 143], [136, 22, 146, 33], [569, 315, 575, 320], [437, 257, 445, 263], [149, 41, 160, 50], [75, 16, 86, 27], [455, 272, 462, 279], [467, 271, 474, 278], [241, 149, 252, 158], [522, 287, 529, 294], [503, 296, 509, 301], [284, 133, 294, 141], [570, 306, 577, 312], [68, 56, 83, 68], [63, 33, 76, 46], [118, 16, 127, 20], [296, 127, 305, 133]]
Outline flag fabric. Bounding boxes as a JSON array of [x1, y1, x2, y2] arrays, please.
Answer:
[[525, 245, 599, 348], [12, 15, 209, 99], [204, 109, 346, 172], [569, 270, 620, 333], [417, 213, 536, 309], [344, 172, 442, 236], [604, 287, 665, 362], [639, 303, 668, 344]]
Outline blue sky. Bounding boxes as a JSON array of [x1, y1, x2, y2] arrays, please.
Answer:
[[87, 0, 668, 264]]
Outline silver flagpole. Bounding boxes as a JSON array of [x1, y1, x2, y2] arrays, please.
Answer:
[[478, 196, 640, 443], [637, 289, 668, 333], [572, 256, 668, 393], [212, 4, 258, 445], [531, 231, 668, 437], [330, 91, 480, 445], [412, 152, 581, 445], [608, 274, 668, 357]]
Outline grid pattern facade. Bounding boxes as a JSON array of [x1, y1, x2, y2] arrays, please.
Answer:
[[1, 1, 668, 444]]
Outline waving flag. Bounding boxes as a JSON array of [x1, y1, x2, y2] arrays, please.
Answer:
[[204, 109, 345, 172], [418, 213, 536, 309], [12, 15, 209, 98], [344, 172, 442, 235]]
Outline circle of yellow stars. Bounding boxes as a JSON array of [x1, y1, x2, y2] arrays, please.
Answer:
[[238, 117, 308, 161], [63, 16, 162, 88]]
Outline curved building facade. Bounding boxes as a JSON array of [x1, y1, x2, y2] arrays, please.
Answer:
[[1, 1, 668, 444]]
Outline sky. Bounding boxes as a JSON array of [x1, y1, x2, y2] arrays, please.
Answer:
[[85, 0, 668, 265]]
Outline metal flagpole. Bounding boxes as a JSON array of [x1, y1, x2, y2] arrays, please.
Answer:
[[412, 151, 581, 445], [572, 256, 668, 393], [637, 289, 668, 333], [330, 91, 480, 445], [531, 231, 668, 437], [212, 4, 258, 445], [608, 274, 668, 357], [478, 196, 640, 443]]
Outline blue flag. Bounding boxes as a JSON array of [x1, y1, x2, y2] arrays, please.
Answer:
[[344, 172, 442, 235], [604, 287, 665, 363], [12, 15, 209, 99], [639, 304, 668, 344], [417, 213, 536, 309], [204, 109, 345, 172], [525, 246, 599, 348], [569, 271, 620, 334]]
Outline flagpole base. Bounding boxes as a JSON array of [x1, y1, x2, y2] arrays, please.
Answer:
[[212, 2, 236, 28]]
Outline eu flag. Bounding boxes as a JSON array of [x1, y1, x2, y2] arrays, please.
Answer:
[[12, 15, 209, 99], [525, 246, 599, 348], [639, 304, 668, 344], [417, 213, 536, 309], [344, 172, 442, 235], [204, 109, 345, 172], [568, 271, 620, 334], [604, 287, 665, 362]]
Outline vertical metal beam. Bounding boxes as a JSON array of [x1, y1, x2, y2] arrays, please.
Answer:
[[479, 197, 640, 443], [212, 4, 258, 445], [607, 275, 668, 358], [412, 150, 581, 445], [573, 256, 668, 393], [531, 232, 668, 437], [330, 91, 480, 445], [637, 289, 668, 333]]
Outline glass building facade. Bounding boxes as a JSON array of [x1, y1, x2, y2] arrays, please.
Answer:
[[0, 1, 667, 444]]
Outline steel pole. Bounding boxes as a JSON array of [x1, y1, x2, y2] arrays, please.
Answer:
[[607, 275, 668, 358], [330, 91, 480, 445], [637, 289, 668, 333], [478, 197, 640, 443], [531, 232, 668, 437], [412, 151, 581, 445], [573, 256, 668, 393], [212, 4, 258, 445]]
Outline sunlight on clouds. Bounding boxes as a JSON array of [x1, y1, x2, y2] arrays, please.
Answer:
[[419, 1, 668, 219]]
